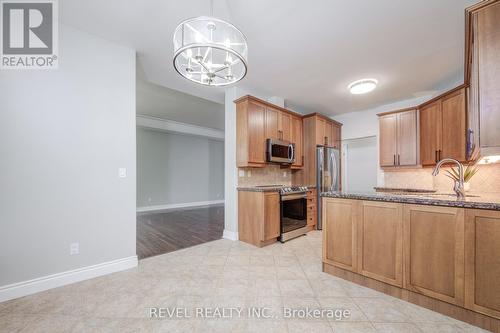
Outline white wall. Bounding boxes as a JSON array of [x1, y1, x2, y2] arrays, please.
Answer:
[[333, 95, 435, 186], [0, 25, 136, 292], [136, 128, 224, 208]]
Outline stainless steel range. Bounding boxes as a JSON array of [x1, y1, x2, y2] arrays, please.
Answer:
[[279, 186, 309, 242]]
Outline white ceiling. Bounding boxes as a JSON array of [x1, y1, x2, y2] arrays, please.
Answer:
[[60, 0, 476, 116]]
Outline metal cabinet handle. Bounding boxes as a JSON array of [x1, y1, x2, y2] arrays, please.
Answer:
[[398, 155, 400, 165], [435, 150, 438, 163], [393, 154, 396, 165]]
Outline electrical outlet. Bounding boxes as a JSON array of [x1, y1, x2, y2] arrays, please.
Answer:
[[283, 171, 287, 177], [119, 168, 127, 178], [247, 170, 252, 177], [238, 169, 245, 177], [70, 243, 79, 255]]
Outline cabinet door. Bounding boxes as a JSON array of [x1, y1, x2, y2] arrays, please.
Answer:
[[263, 192, 280, 240], [316, 117, 326, 146], [397, 110, 418, 166], [323, 198, 358, 272], [279, 112, 291, 142], [247, 101, 266, 164], [291, 116, 303, 167], [325, 121, 333, 146], [332, 125, 341, 149], [441, 89, 466, 162], [420, 101, 441, 165], [403, 205, 465, 306], [379, 114, 398, 167], [478, 2, 500, 151], [358, 201, 403, 287], [465, 209, 500, 319], [265, 107, 279, 140]]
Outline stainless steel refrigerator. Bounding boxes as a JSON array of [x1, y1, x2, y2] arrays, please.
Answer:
[[316, 146, 340, 230]]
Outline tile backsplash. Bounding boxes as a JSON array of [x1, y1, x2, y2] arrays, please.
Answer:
[[238, 165, 292, 186], [382, 163, 500, 193]]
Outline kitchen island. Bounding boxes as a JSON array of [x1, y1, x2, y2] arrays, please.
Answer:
[[321, 191, 500, 332]]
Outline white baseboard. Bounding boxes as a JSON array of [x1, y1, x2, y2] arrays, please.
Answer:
[[137, 200, 224, 213], [0, 256, 138, 303], [223, 229, 238, 241]]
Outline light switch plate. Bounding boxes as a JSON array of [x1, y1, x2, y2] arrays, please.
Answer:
[[70, 243, 79, 255], [119, 168, 127, 178], [247, 170, 252, 177], [238, 170, 245, 177]]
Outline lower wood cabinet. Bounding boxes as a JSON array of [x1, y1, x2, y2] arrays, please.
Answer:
[[358, 201, 403, 287], [322, 198, 359, 272], [465, 209, 500, 319], [403, 204, 465, 306], [306, 189, 317, 227], [238, 191, 280, 247]]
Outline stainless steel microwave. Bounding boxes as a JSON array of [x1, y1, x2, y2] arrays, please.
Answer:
[[266, 138, 295, 164]]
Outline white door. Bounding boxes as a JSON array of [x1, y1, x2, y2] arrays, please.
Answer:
[[341, 136, 378, 193]]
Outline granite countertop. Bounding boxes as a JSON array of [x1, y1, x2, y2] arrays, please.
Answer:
[[321, 191, 500, 211], [237, 185, 316, 192]]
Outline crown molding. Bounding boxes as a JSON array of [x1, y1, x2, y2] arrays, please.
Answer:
[[136, 115, 224, 141]]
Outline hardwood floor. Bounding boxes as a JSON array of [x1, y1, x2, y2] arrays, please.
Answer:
[[136, 204, 224, 259]]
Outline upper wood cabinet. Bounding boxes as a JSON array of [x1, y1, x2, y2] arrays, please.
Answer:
[[265, 107, 279, 140], [291, 115, 303, 168], [236, 98, 266, 167], [403, 204, 465, 306], [379, 109, 418, 167], [465, 209, 500, 319], [419, 87, 467, 166], [298, 114, 342, 186], [235, 95, 304, 169], [467, 1, 500, 157], [265, 106, 291, 142], [332, 125, 341, 149]]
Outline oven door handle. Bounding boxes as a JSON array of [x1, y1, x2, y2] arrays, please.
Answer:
[[281, 194, 307, 201]]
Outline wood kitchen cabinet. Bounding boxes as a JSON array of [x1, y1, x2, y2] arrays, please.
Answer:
[[236, 98, 266, 167], [358, 201, 403, 287], [297, 114, 342, 186], [322, 198, 358, 272], [403, 204, 465, 306], [306, 189, 317, 227], [419, 87, 467, 166], [238, 190, 280, 247], [291, 115, 303, 169], [467, 1, 500, 157], [235, 95, 303, 168], [322, 198, 500, 331], [378, 109, 418, 167], [465, 209, 500, 319], [265, 106, 291, 142]]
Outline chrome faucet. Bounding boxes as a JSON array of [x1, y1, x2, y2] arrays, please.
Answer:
[[432, 158, 465, 199]]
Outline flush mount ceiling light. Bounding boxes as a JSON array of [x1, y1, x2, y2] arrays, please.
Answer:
[[348, 78, 378, 95], [173, 0, 248, 86]]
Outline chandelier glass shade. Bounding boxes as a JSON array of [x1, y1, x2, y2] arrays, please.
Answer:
[[173, 16, 248, 86]]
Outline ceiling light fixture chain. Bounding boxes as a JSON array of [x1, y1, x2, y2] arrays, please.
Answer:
[[172, 0, 248, 86]]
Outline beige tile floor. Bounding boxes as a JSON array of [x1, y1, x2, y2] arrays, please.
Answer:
[[0, 231, 490, 332]]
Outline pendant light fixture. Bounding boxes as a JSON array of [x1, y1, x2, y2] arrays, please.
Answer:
[[173, 0, 248, 86]]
